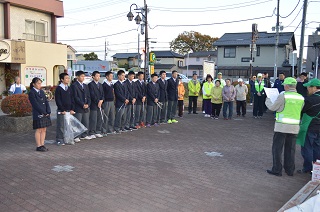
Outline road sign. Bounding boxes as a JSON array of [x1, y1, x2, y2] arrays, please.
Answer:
[[149, 52, 156, 62]]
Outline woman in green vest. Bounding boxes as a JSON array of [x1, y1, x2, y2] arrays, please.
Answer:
[[202, 75, 214, 117]]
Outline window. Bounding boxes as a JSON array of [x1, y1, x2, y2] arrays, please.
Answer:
[[67, 54, 73, 60], [256, 46, 260, 57], [178, 60, 183, 67], [224, 47, 236, 58], [196, 57, 200, 62], [24, 20, 47, 42]]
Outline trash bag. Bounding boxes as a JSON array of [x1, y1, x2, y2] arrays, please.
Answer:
[[64, 112, 87, 144]]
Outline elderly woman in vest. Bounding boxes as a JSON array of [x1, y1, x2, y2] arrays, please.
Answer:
[[28, 77, 52, 152], [202, 75, 214, 117], [9, 76, 27, 95], [265, 77, 304, 176]]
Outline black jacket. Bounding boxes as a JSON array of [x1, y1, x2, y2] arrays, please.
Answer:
[[157, 78, 168, 102], [113, 81, 129, 108], [102, 81, 114, 102], [88, 81, 104, 110], [147, 81, 160, 106], [167, 77, 178, 101], [55, 85, 74, 112], [134, 80, 146, 105], [71, 81, 91, 113], [297, 80, 309, 97], [124, 79, 135, 104], [28, 88, 51, 120], [302, 91, 320, 133]]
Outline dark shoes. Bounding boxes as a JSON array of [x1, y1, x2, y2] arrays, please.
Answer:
[[266, 170, 282, 176], [193, 112, 198, 114], [297, 169, 312, 174], [36, 146, 48, 152]]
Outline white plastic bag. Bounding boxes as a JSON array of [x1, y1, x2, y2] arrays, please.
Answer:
[[64, 112, 87, 144]]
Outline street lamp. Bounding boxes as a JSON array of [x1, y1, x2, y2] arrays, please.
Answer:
[[127, 2, 148, 80]]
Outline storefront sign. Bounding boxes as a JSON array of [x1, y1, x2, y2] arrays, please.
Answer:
[[25, 66, 47, 86], [0, 41, 10, 61], [11, 41, 26, 63]]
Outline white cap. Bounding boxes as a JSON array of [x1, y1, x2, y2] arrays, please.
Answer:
[[257, 73, 263, 77], [238, 78, 243, 82]]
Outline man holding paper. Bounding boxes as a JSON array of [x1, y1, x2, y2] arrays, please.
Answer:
[[265, 77, 304, 176]]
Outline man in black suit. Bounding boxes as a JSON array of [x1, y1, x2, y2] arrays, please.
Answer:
[[134, 71, 147, 128], [146, 73, 160, 127], [167, 70, 179, 124], [71, 70, 92, 140], [113, 70, 129, 133], [88, 71, 104, 139], [124, 71, 137, 131], [157, 70, 168, 124]]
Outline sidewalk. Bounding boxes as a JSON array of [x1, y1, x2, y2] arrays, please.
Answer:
[[0, 106, 311, 212]]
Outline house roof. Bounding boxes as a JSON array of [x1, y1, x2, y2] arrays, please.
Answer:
[[184, 51, 217, 58], [154, 64, 176, 69], [67, 45, 77, 53], [214, 32, 296, 50], [112, 53, 140, 59], [152, 51, 184, 59], [180, 65, 203, 70]]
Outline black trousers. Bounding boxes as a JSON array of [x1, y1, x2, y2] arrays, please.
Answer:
[[236, 100, 246, 116], [178, 100, 184, 117], [188, 96, 198, 113], [211, 103, 222, 117], [271, 132, 297, 175], [253, 94, 265, 116]]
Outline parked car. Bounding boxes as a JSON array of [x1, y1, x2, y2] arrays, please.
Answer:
[[165, 72, 190, 83]]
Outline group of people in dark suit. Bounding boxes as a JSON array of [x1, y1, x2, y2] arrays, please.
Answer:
[[28, 69, 181, 150]]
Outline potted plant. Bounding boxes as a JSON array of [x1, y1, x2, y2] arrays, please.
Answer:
[[0, 94, 33, 132]]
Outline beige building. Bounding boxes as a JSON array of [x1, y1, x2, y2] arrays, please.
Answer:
[[0, 0, 66, 94], [153, 50, 184, 73]]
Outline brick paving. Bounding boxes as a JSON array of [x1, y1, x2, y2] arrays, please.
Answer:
[[0, 106, 311, 212]]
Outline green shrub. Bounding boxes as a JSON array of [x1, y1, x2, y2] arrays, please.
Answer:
[[1, 94, 32, 117]]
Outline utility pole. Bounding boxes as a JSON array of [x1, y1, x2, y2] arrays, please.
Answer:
[[273, 0, 280, 79], [138, 33, 140, 71], [104, 39, 107, 61], [143, 0, 148, 80], [250, 23, 258, 78], [297, 0, 308, 74]]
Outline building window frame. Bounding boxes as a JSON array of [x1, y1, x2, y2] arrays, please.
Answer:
[[24, 19, 48, 42], [224, 47, 236, 58], [256, 46, 260, 57]]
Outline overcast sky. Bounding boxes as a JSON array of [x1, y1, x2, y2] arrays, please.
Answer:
[[57, 0, 320, 60]]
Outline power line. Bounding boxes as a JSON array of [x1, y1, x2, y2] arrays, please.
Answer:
[[285, 5, 304, 27], [65, 0, 129, 13], [150, 13, 274, 29], [150, 0, 272, 13], [58, 12, 126, 27], [279, 0, 301, 18], [58, 29, 136, 41]]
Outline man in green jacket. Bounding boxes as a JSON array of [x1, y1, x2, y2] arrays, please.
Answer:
[[188, 73, 201, 114]]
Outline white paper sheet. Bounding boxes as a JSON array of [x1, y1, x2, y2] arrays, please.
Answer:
[[264, 88, 279, 104]]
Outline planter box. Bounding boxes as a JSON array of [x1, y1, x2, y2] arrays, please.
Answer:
[[0, 115, 33, 132]]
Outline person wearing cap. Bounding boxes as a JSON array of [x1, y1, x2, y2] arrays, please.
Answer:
[[177, 76, 185, 118], [188, 73, 201, 114], [296, 72, 309, 97], [296, 78, 320, 174], [265, 77, 304, 176], [235, 78, 248, 117], [253, 73, 267, 118], [214, 72, 226, 88]]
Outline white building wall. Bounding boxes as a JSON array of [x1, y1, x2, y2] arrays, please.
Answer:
[[10, 6, 52, 42], [0, 3, 4, 39], [217, 46, 286, 67]]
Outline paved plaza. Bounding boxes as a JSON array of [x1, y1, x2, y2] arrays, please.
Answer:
[[0, 105, 311, 212]]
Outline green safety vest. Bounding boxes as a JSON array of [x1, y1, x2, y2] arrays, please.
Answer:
[[275, 92, 304, 125], [202, 82, 214, 99], [255, 80, 265, 92], [296, 93, 320, 146]]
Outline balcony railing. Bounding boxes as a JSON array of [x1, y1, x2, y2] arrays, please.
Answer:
[[23, 33, 48, 42]]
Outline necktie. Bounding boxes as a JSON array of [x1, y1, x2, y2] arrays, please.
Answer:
[[65, 86, 68, 91]]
